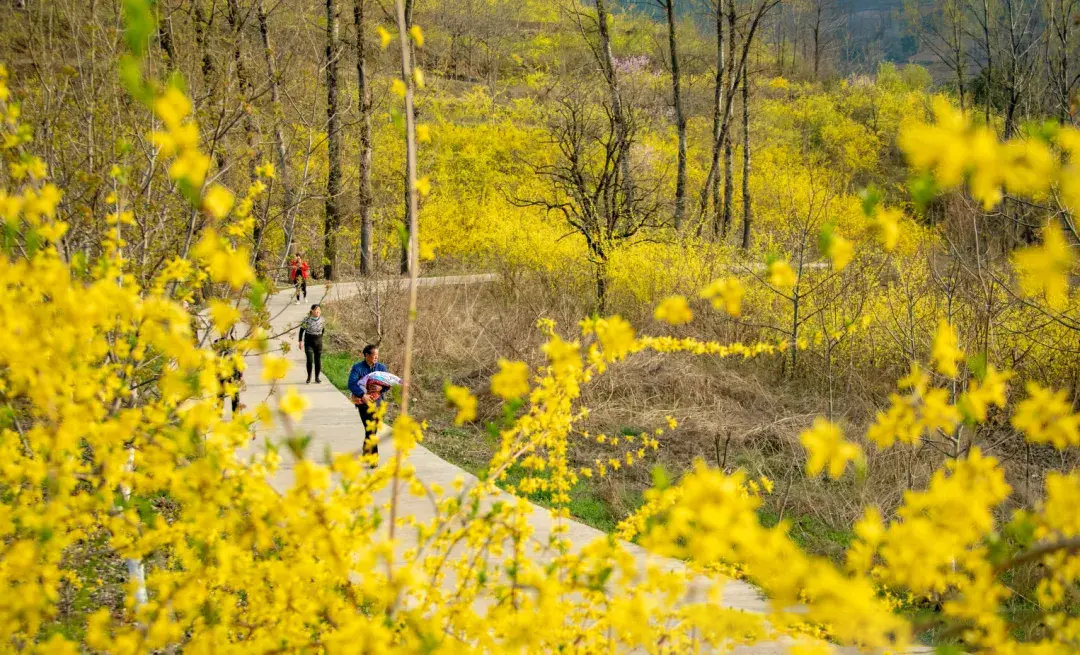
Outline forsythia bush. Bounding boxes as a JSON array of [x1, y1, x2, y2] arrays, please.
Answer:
[[2, 9, 1080, 655]]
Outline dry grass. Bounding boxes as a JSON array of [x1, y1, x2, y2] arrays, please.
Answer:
[[322, 269, 1075, 556]]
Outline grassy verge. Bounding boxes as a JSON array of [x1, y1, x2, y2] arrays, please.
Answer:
[[321, 351, 355, 397], [757, 508, 854, 564]]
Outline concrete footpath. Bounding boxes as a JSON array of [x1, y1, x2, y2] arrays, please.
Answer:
[[240, 278, 925, 654]]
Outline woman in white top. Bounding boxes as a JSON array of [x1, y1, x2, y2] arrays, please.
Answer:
[[297, 304, 326, 383]]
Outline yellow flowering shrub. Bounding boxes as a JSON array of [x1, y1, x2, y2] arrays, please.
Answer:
[[4, 7, 1080, 654]]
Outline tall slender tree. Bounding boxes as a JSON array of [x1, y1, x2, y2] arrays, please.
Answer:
[[710, 0, 725, 237], [906, 0, 968, 112], [226, 0, 265, 275], [1044, 0, 1079, 125], [740, 57, 752, 249], [722, 0, 735, 237], [324, 0, 342, 280], [355, 0, 374, 275], [973, 0, 995, 125], [400, 0, 416, 274], [257, 0, 301, 267], [594, 0, 635, 216], [695, 0, 779, 227], [658, 0, 686, 230]]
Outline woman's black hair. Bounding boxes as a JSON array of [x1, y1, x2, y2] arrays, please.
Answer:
[[310, 303, 320, 312], [362, 344, 378, 356]]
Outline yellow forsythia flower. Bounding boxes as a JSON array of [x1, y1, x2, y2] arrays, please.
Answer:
[[376, 26, 392, 49], [392, 414, 423, 450], [416, 124, 431, 142], [867, 393, 921, 448], [415, 176, 431, 196], [958, 366, 1012, 422], [203, 185, 235, 220], [192, 230, 255, 289], [261, 354, 290, 382], [413, 67, 425, 89], [699, 276, 744, 317], [1011, 382, 1080, 450], [872, 207, 901, 252], [391, 79, 407, 97], [278, 386, 309, 421], [654, 295, 693, 325], [152, 86, 192, 129], [819, 225, 854, 271], [255, 161, 276, 179], [491, 358, 530, 400], [581, 315, 636, 363], [408, 24, 424, 47], [920, 388, 960, 436], [828, 234, 853, 270], [209, 300, 241, 332], [931, 319, 962, 378], [800, 418, 863, 479], [445, 384, 477, 425], [1013, 222, 1075, 310], [768, 260, 797, 291]]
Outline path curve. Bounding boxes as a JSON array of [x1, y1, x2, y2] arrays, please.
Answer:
[[241, 276, 926, 654]]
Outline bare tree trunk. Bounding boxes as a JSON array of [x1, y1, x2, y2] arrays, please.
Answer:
[[1003, 0, 1018, 138], [258, 1, 300, 269], [741, 58, 752, 250], [157, 12, 177, 68], [980, 0, 994, 124], [185, 0, 222, 258], [722, 133, 733, 236], [400, 0, 416, 275], [389, 0, 422, 576], [952, 1, 967, 113], [355, 0, 374, 275], [662, 0, 686, 230], [695, 0, 778, 226], [227, 0, 264, 276], [710, 0, 725, 236], [722, 0, 737, 237], [193, 1, 216, 88], [812, 2, 822, 78], [595, 0, 635, 215], [325, 0, 342, 280]]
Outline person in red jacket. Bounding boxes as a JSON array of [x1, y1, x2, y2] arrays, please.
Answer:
[[289, 253, 309, 304]]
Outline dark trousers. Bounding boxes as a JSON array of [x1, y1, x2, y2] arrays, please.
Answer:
[[358, 403, 379, 458], [304, 334, 323, 380], [294, 275, 307, 300]]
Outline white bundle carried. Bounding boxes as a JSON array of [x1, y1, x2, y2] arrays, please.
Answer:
[[359, 371, 402, 389]]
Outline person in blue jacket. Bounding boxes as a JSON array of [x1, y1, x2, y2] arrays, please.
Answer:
[[347, 345, 388, 462]]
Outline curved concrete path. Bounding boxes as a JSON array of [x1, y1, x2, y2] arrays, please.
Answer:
[[240, 277, 927, 654]]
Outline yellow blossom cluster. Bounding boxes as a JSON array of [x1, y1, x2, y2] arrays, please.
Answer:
[[150, 87, 210, 191], [6, 19, 1080, 654], [899, 96, 1073, 211], [799, 418, 864, 479]]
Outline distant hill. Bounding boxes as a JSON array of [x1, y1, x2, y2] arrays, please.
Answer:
[[615, 0, 931, 77]]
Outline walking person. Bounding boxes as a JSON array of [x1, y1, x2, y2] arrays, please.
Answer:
[[354, 378, 389, 463], [298, 304, 325, 384], [289, 253, 309, 304], [348, 345, 389, 463]]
